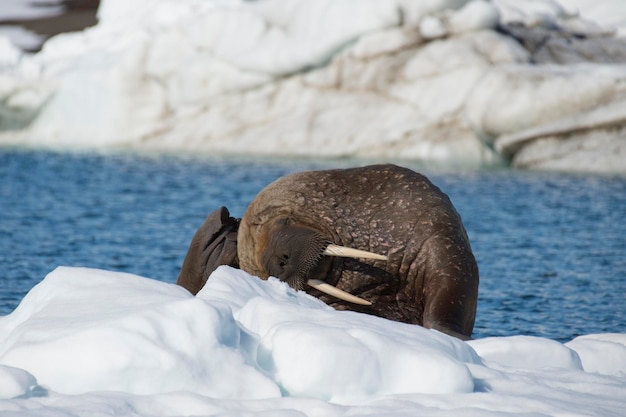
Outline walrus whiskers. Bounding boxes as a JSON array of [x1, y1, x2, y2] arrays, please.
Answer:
[[323, 244, 388, 261], [306, 279, 372, 306]]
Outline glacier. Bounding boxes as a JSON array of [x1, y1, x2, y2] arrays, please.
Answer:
[[0, 0, 625, 172]]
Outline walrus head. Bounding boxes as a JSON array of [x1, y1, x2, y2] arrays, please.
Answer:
[[177, 207, 387, 306], [260, 222, 387, 306]]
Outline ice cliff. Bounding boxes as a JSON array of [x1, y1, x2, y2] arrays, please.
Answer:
[[1, 0, 625, 173]]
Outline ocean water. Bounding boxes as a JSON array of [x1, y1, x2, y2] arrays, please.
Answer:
[[1, 149, 624, 342]]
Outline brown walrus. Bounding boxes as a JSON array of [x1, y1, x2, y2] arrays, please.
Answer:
[[177, 164, 479, 339]]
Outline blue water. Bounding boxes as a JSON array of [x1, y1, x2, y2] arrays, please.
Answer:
[[1, 150, 625, 342]]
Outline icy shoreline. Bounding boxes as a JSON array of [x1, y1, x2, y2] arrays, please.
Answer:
[[1, 0, 626, 173], [0, 266, 624, 416]]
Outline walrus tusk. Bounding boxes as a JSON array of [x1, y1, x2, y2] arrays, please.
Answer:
[[307, 279, 373, 306], [323, 244, 388, 261]]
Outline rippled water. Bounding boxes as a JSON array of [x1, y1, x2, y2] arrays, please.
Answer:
[[1, 150, 625, 342]]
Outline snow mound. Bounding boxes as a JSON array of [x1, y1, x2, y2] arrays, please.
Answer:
[[567, 334, 626, 376], [202, 268, 478, 401], [0, 266, 625, 416], [469, 335, 583, 370], [0, 266, 477, 401], [0, 365, 39, 399], [0, 267, 279, 398]]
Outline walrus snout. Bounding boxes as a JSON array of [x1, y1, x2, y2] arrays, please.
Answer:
[[307, 244, 387, 305], [261, 224, 328, 290], [261, 223, 385, 305]]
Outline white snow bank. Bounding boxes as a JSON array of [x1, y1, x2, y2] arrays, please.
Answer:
[[559, 0, 626, 36], [2, 0, 626, 172], [469, 335, 583, 370], [0, 266, 477, 401], [201, 269, 478, 401], [0, 267, 279, 398], [567, 334, 626, 375], [0, 266, 625, 416], [466, 63, 626, 143], [495, 0, 626, 36]]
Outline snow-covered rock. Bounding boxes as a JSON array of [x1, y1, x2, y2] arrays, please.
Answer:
[[1, 0, 625, 173]]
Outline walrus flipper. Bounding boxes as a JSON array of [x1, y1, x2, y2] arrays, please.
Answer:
[[421, 232, 479, 339], [177, 206, 240, 295]]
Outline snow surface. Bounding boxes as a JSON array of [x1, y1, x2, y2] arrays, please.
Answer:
[[0, 266, 625, 416], [1, 0, 626, 172]]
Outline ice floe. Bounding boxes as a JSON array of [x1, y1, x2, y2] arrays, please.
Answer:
[[0, 265, 624, 416]]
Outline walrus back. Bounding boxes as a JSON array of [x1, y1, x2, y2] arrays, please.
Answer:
[[238, 164, 469, 280], [237, 164, 478, 337]]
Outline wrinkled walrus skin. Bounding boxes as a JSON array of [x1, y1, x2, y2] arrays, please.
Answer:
[[178, 164, 479, 339]]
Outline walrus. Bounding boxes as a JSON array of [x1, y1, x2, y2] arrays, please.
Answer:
[[177, 164, 479, 339]]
